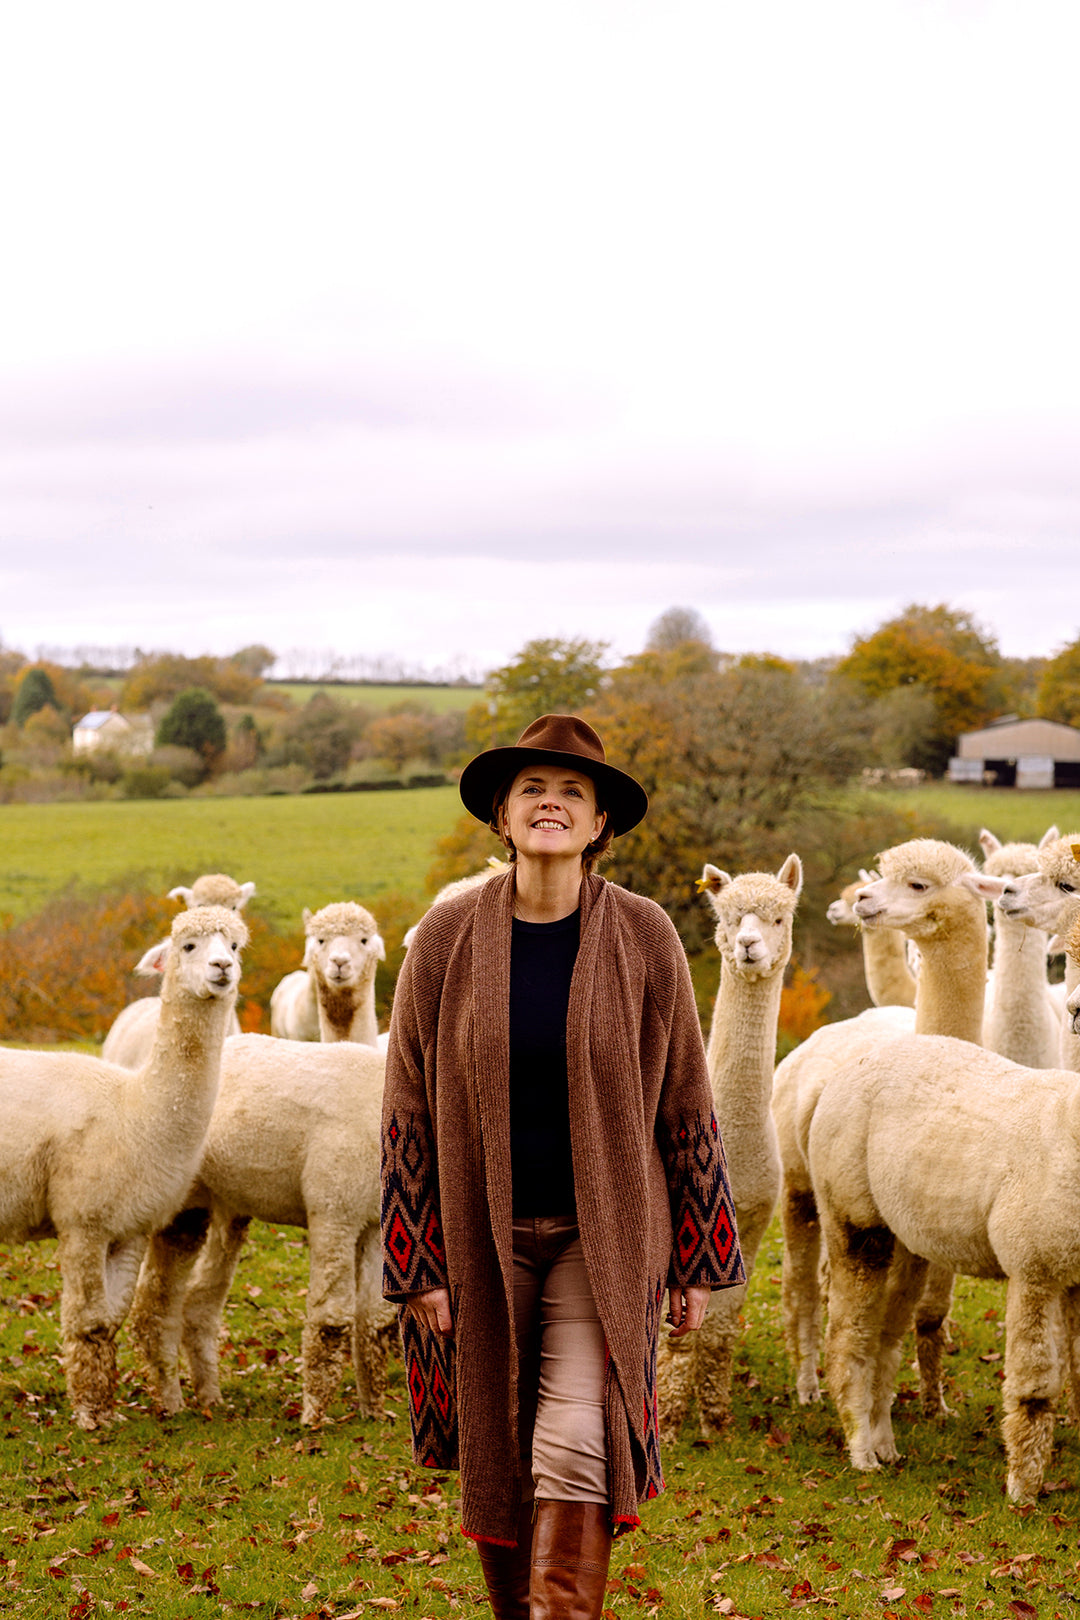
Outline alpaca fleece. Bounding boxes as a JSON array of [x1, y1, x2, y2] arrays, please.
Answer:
[[381, 869, 743, 1544]]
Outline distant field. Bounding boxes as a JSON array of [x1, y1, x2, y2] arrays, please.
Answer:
[[885, 782, 1080, 846], [0, 787, 465, 927], [264, 681, 481, 712]]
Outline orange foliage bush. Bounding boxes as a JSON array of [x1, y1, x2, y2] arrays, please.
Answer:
[[777, 962, 832, 1058]]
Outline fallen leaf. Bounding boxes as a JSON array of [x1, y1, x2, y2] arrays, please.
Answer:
[[128, 1558, 156, 1578], [299, 1582, 319, 1599], [881, 1587, 906, 1601]]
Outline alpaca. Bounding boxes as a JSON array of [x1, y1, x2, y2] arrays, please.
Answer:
[[998, 834, 1080, 1071], [0, 906, 247, 1428], [807, 1018, 1080, 1503], [827, 870, 917, 1008], [980, 827, 1061, 1069], [402, 857, 511, 949], [102, 871, 254, 1067], [655, 854, 802, 1440], [773, 839, 1003, 1409], [270, 903, 385, 1046], [129, 1035, 389, 1427]]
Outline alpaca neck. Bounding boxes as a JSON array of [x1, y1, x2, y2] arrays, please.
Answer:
[[707, 955, 786, 1128], [135, 983, 234, 1149], [862, 928, 917, 1008], [316, 972, 379, 1046], [912, 906, 987, 1044], [1062, 953, 1080, 1075], [988, 914, 1051, 1016]]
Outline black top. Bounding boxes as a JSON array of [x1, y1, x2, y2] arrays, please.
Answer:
[[508, 909, 580, 1217]]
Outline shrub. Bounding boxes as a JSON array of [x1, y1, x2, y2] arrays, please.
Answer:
[[122, 764, 173, 799]]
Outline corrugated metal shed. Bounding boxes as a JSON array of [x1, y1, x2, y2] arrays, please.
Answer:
[[956, 718, 1080, 762]]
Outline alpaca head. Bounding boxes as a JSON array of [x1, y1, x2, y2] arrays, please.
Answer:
[[827, 869, 876, 927], [302, 902, 385, 992], [134, 905, 249, 1001], [854, 839, 1004, 941], [978, 829, 1044, 883], [997, 832, 1080, 936], [698, 853, 802, 980], [168, 873, 257, 912]]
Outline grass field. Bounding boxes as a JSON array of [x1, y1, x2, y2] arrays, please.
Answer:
[[0, 787, 465, 929], [881, 784, 1080, 850], [1, 1219, 1076, 1617], [263, 683, 481, 713]]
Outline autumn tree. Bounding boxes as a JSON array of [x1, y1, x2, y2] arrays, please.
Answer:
[[155, 687, 227, 772], [645, 606, 714, 652], [122, 652, 261, 709], [270, 692, 364, 780], [12, 666, 58, 727], [1036, 634, 1080, 726], [836, 603, 1007, 774], [467, 637, 610, 751], [367, 709, 438, 774]]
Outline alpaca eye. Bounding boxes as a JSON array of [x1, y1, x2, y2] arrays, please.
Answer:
[[1059, 882, 1076, 893], [183, 942, 196, 952], [360, 937, 368, 944], [910, 881, 928, 891]]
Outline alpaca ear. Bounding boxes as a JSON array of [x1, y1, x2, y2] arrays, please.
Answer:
[[696, 864, 730, 896], [374, 933, 387, 963], [978, 828, 1002, 858], [959, 871, 1007, 903], [1039, 825, 1060, 848], [302, 908, 313, 928], [168, 885, 195, 907], [236, 882, 256, 909], [1047, 934, 1065, 955], [777, 853, 803, 896], [857, 868, 877, 885], [403, 923, 418, 951], [135, 939, 171, 976]]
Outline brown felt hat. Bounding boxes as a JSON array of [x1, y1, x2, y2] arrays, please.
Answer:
[[458, 713, 649, 837]]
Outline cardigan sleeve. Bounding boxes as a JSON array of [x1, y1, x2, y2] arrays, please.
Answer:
[[380, 931, 450, 1304], [652, 918, 745, 1293]]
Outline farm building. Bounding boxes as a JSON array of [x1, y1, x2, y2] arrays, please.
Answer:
[[72, 709, 153, 757], [948, 716, 1080, 788]]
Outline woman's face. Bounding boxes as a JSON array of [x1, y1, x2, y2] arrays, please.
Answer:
[[501, 764, 606, 866]]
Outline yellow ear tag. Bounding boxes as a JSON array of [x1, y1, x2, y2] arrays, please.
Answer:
[[694, 877, 709, 894]]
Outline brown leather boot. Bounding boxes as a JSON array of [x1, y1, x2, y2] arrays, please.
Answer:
[[530, 1499, 613, 1618], [476, 1499, 533, 1618]]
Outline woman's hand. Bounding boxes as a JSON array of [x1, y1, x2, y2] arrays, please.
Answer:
[[406, 1286, 453, 1338], [666, 1283, 709, 1338]]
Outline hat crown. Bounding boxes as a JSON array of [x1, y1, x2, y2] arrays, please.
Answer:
[[514, 714, 606, 766]]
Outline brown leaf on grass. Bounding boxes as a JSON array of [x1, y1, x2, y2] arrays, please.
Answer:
[[881, 1587, 906, 1601], [912, 1596, 934, 1613], [755, 1553, 792, 1571], [1007, 1604, 1038, 1619], [368, 1602, 400, 1612], [128, 1557, 156, 1577]]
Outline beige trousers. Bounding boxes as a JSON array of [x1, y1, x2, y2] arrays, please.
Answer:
[[512, 1214, 608, 1505]]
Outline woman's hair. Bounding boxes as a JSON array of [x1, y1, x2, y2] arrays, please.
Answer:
[[489, 768, 615, 875]]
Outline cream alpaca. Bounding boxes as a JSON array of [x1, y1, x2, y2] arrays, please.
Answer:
[[270, 903, 385, 1046], [102, 872, 254, 1068], [0, 906, 247, 1428], [980, 828, 1061, 1069], [827, 870, 916, 1008], [656, 855, 802, 1439], [773, 840, 1002, 1409], [999, 834, 1080, 1071], [808, 1018, 1080, 1503]]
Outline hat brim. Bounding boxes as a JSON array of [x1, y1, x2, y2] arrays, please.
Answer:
[[459, 745, 649, 838]]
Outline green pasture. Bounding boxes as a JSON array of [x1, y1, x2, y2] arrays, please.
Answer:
[[884, 783, 1080, 850], [0, 787, 464, 929], [0, 1218, 1076, 1617], [263, 683, 481, 713]]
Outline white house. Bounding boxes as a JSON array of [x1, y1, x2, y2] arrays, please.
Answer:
[[72, 709, 153, 757], [949, 716, 1080, 789]]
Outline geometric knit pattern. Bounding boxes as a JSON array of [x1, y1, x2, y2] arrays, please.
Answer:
[[399, 1308, 458, 1470], [659, 1108, 745, 1291], [381, 1108, 448, 1300]]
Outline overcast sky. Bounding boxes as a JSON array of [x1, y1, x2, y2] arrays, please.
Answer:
[[1, 0, 1077, 680]]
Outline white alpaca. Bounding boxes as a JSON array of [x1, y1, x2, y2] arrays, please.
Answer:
[[999, 834, 1080, 1071], [980, 827, 1062, 1069], [130, 1036, 388, 1427], [808, 1005, 1080, 1503], [827, 870, 916, 1009], [270, 903, 385, 1046], [656, 855, 802, 1439], [402, 857, 510, 949], [102, 872, 255, 1067], [0, 906, 247, 1428], [774, 839, 1002, 1409]]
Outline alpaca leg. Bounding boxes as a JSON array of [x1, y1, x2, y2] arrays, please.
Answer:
[[129, 1210, 211, 1415], [180, 1212, 251, 1407], [1062, 1285, 1080, 1428], [913, 1264, 954, 1417], [302, 1215, 357, 1425], [821, 1218, 895, 1470], [57, 1230, 119, 1429], [695, 1282, 745, 1439], [780, 1179, 823, 1404], [868, 1246, 928, 1463], [1002, 1278, 1062, 1505], [654, 1331, 696, 1445], [352, 1227, 395, 1419]]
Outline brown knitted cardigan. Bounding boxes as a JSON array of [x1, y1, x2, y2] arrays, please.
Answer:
[[381, 868, 743, 1543]]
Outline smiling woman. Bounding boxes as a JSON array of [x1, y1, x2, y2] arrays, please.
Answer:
[[380, 713, 745, 1617]]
